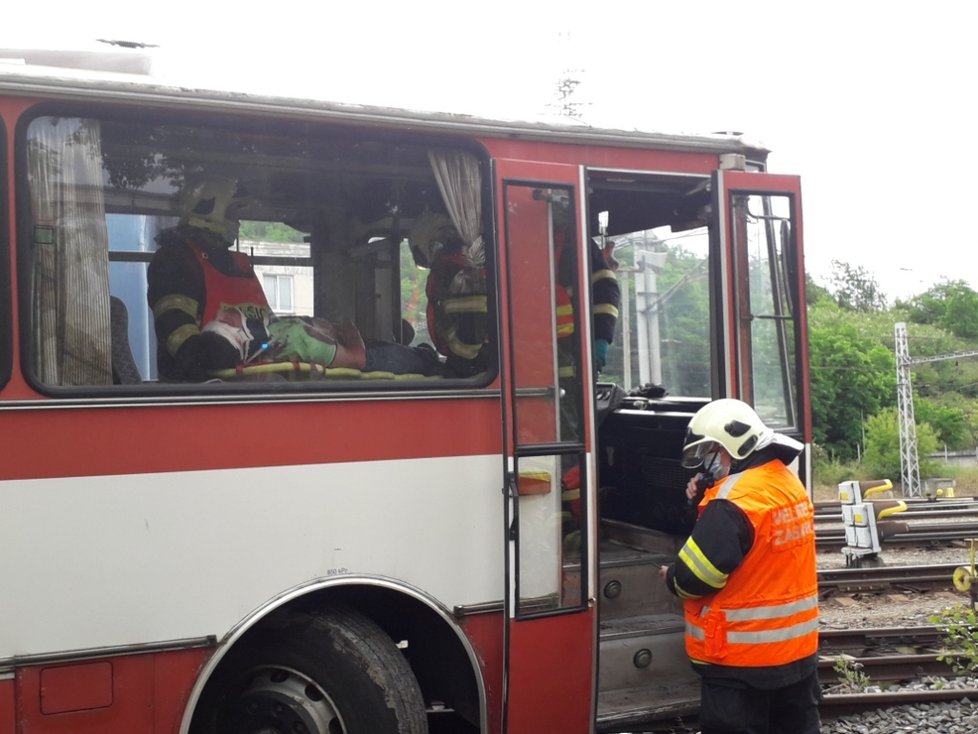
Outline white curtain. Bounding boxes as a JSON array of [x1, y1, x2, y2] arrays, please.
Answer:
[[427, 149, 484, 266], [28, 118, 112, 385]]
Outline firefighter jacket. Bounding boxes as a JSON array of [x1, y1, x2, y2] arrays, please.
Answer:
[[425, 249, 488, 376], [555, 235, 620, 378], [148, 226, 270, 380], [676, 460, 819, 669]]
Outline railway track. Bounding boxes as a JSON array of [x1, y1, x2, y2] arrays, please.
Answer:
[[818, 623, 978, 720], [816, 521, 978, 551], [820, 686, 978, 721], [618, 624, 977, 732], [818, 562, 962, 594], [819, 625, 953, 683], [819, 624, 945, 652]]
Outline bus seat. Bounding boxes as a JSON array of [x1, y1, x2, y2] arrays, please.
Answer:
[[110, 296, 141, 384]]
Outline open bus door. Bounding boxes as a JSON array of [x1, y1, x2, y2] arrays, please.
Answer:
[[715, 168, 811, 481], [497, 160, 596, 733]]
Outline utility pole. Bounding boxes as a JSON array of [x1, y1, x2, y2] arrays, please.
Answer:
[[894, 323, 921, 497], [894, 322, 978, 497]]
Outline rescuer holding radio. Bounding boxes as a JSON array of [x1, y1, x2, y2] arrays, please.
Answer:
[[149, 177, 428, 381], [659, 398, 820, 734]]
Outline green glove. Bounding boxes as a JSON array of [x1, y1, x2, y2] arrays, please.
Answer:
[[594, 339, 610, 372]]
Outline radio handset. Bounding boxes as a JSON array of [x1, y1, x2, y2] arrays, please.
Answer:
[[688, 470, 715, 506]]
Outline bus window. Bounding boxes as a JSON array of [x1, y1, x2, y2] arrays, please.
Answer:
[[622, 224, 711, 396], [21, 115, 493, 391], [587, 171, 713, 396], [737, 192, 798, 429]]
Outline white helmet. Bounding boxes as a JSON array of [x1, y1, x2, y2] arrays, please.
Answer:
[[179, 177, 248, 244], [407, 212, 459, 268], [681, 398, 773, 469]]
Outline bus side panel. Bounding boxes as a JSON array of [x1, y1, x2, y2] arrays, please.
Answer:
[[0, 676, 14, 734], [458, 613, 504, 734], [14, 648, 208, 734], [506, 611, 593, 733]]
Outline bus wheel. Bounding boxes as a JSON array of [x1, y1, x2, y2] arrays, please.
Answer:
[[195, 607, 428, 734]]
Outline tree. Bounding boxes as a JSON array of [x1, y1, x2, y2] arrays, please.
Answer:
[[805, 274, 833, 306], [239, 221, 306, 243], [914, 397, 971, 449], [863, 406, 939, 485], [807, 300, 895, 460], [904, 280, 978, 339], [828, 260, 888, 312]]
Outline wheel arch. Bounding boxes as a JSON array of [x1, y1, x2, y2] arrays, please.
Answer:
[[179, 576, 486, 733]]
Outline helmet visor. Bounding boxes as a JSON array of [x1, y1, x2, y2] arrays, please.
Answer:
[[681, 435, 721, 469]]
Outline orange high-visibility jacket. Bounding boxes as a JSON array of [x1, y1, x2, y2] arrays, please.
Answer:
[[682, 461, 819, 667]]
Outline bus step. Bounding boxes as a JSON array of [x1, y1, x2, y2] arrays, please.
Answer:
[[598, 612, 690, 692], [599, 540, 676, 620], [596, 681, 699, 733]]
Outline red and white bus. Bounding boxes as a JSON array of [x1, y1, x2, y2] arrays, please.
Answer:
[[0, 53, 810, 734]]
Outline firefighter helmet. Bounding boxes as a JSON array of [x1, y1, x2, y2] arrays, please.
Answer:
[[179, 177, 248, 244], [408, 212, 459, 268], [681, 398, 771, 469]]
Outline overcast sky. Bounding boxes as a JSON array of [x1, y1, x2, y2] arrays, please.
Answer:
[[6, 1, 976, 303]]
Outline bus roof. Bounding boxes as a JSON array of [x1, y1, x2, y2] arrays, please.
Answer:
[[0, 50, 770, 159]]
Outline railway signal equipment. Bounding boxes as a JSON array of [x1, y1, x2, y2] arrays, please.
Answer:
[[839, 479, 908, 567]]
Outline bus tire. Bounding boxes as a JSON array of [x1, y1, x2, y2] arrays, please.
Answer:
[[193, 606, 429, 734]]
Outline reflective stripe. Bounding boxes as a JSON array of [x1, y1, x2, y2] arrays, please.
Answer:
[[555, 301, 575, 338], [153, 293, 199, 320], [444, 330, 483, 359], [166, 323, 200, 357], [687, 616, 819, 645], [591, 268, 618, 285], [714, 471, 746, 500], [678, 538, 728, 589], [558, 365, 576, 378], [728, 617, 820, 644], [443, 295, 488, 314], [675, 582, 700, 600], [593, 303, 619, 318], [725, 594, 819, 622]]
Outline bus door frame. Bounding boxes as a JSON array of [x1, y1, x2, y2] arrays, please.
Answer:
[[495, 158, 597, 733], [714, 168, 811, 474]]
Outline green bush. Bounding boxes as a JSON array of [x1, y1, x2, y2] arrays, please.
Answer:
[[863, 407, 940, 482], [930, 604, 978, 675], [831, 656, 871, 692]]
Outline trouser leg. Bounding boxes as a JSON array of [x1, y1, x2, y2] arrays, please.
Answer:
[[769, 671, 821, 734], [697, 679, 767, 734], [698, 671, 821, 734]]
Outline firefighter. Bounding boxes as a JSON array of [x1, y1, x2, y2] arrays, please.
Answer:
[[407, 212, 489, 377], [554, 221, 620, 377], [148, 177, 422, 381], [553, 212, 621, 444], [659, 398, 820, 734]]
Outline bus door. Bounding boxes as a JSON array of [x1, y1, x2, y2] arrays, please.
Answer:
[[497, 160, 595, 733], [715, 168, 810, 473]]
